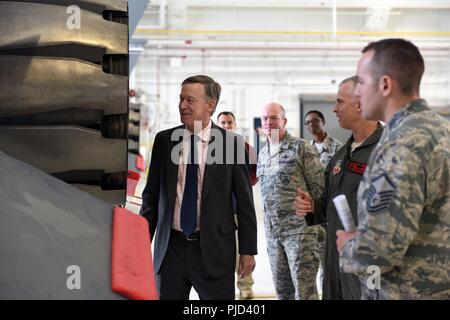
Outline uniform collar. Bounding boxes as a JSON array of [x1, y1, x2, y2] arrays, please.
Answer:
[[266, 131, 291, 156], [388, 99, 429, 130], [279, 131, 292, 151], [345, 122, 384, 150], [322, 134, 334, 152]]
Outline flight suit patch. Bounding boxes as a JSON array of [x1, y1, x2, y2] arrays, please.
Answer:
[[332, 160, 342, 175]]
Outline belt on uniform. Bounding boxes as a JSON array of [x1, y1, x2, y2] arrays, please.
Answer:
[[170, 229, 200, 241]]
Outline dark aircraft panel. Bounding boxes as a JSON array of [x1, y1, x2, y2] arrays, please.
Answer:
[[0, 150, 125, 299], [0, 126, 127, 173], [0, 0, 129, 205], [0, 56, 128, 118], [0, 2, 128, 54]]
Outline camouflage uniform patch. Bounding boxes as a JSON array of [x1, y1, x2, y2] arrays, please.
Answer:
[[366, 174, 396, 214]]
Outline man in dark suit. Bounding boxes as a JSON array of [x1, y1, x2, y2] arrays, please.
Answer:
[[140, 75, 257, 300], [217, 110, 258, 299]]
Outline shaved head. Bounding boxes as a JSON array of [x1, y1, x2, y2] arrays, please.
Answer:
[[261, 102, 288, 143], [262, 102, 286, 119]]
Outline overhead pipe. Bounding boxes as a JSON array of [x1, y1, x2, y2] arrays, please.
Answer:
[[142, 39, 450, 50], [136, 27, 450, 39], [139, 48, 450, 58]]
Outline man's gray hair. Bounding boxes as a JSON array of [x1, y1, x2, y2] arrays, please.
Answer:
[[339, 75, 359, 101], [182, 75, 221, 115], [339, 75, 358, 87]]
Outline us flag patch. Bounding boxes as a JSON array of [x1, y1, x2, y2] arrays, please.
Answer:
[[366, 174, 396, 214]]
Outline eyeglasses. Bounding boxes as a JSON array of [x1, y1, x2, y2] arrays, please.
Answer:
[[304, 118, 321, 126]]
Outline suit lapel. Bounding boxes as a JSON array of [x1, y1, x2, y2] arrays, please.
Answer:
[[201, 124, 221, 204], [166, 130, 182, 217], [202, 160, 217, 205]]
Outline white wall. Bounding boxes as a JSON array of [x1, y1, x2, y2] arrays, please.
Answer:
[[132, 0, 450, 153]]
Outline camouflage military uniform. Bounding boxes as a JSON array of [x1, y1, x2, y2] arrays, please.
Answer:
[[340, 99, 450, 299], [310, 134, 343, 169], [257, 131, 325, 300], [310, 134, 343, 296]]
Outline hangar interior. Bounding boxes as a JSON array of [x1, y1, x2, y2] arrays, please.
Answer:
[[129, 0, 450, 299], [1, 0, 449, 300]]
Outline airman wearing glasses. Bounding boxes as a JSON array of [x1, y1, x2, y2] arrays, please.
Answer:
[[304, 111, 342, 168], [303, 110, 342, 298]]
